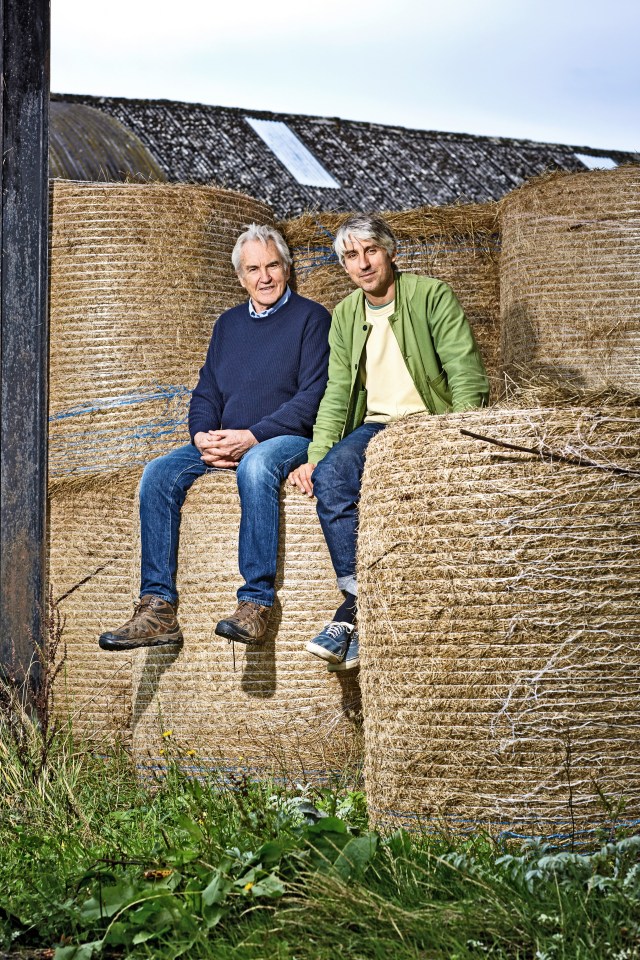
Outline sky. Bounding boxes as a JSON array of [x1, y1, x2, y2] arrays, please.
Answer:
[[51, 0, 640, 153]]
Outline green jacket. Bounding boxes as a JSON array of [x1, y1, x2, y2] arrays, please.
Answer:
[[307, 272, 489, 464]]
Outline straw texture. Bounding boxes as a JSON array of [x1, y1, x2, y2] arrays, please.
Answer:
[[282, 204, 501, 399], [499, 166, 640, 392], [357, 408, 640, 837], [48, 470, 143, 744], [49, 181, 274, 476], [131, 470, 362, 780]]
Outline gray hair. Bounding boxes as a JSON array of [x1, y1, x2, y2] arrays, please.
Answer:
[[334, 214, 397, 264], [232, 223, 292, 274]]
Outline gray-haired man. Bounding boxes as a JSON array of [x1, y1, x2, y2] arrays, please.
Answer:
[[289, 214, 489, 671], [99, 224, 331, 650]]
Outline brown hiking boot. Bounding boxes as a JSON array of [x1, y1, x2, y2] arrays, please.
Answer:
[[214, 601, 271, 644], [98, 595, 183, 651]]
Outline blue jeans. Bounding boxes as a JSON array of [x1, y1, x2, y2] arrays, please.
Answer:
[[139, 436, 310, 607], [312, 422, 386, 597]]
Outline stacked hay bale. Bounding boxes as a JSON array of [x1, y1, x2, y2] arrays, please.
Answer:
[[48, 182, 274, 744], [49, 181, 274, 476], [49, 470, 142, 743], [499, 165, 640, 391], [131, 472, 362, 780], [357, 408, 640, 837], [282, 203, 501, 400]]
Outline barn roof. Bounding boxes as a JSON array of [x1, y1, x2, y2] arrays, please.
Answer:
[[50, 101, 165, 182], [51, 93, 639, 218]]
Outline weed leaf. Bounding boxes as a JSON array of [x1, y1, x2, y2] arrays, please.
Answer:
[[332, 833, 378, 881], [54, 940, 103, 959]]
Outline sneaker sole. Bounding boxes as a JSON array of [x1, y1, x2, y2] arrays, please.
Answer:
[[214, 621, 258, 644], [98, 632, 183, 651], [327, 656, 360, 672], [305, 640, 342, 664]]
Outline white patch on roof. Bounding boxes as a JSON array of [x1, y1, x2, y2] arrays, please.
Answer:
[[574, 153, 618, 170], [245, 117, 340, 189]]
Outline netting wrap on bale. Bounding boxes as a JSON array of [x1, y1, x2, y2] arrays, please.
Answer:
[[130, 471, 362, 781], [282, 204, 501, 399], [48, 470, 143, 744], [49, 181, 274, 476], [357, 408, 640, 840], [499, 166, 640, 392]]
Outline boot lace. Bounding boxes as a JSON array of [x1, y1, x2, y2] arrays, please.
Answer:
[[323, 620, 354, 639]]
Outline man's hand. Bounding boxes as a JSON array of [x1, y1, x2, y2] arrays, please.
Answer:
[[288, 462, 316, 497], [194, 429, 257, 467]]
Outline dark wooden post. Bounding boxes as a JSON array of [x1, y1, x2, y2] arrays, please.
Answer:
[[0, 0, 50, 686]]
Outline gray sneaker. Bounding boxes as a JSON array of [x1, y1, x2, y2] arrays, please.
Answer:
[[98, 595, 183, 651], [306, 621, 355, 665], [327, 631, 360, 671]]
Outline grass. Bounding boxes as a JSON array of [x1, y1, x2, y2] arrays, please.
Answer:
[[1, 702, 639, 959]]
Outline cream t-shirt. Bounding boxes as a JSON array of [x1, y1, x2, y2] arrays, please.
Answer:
[[363, 299, 427, 423]]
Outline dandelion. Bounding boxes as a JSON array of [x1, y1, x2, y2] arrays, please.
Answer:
[[243, 882, 254, 893], [162, 730, 173, 738], [186, 749, 196, 757]]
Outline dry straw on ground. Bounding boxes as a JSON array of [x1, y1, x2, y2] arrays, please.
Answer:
[[281, 203, 501, 400], [357, 407, 640, 837], [49, 181, 274, 476], [130, 470, 362, 781], [499, 165, 640, 392], [48, 469, 143, 744]]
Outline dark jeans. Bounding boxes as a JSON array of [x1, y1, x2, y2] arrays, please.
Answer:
[[312, 422, 386, 596], [139, 436, 310, 607]]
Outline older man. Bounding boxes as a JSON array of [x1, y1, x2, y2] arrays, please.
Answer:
[[289, 213, 489, 671], [99, 224, 331, 650]]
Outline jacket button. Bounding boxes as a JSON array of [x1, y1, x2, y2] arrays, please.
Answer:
[[363, 324, 367, 330]]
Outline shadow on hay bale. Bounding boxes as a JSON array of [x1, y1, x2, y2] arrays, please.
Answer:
[[499, 165, 640, 393], [130, 470, 362, 781], [281, 203, 501, 402], [357, 407, 640, 840], [48, 469, 143, 745], [49, 181, 275, 477]]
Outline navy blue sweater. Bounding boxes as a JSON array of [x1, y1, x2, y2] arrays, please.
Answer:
[[188, 292, 331, 443]]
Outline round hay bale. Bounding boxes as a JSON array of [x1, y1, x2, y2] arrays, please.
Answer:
[[282, 204, 501, 400], [131, 471, 362, 781], [49, 181, 274, 476], [499, 166, 640, 392], [357, 407, 640, 839], [48, 469, 143, 744]]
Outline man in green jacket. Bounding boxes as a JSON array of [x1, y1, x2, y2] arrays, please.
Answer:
[[288, 213, 489, 671]]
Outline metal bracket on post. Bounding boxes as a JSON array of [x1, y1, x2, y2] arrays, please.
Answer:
[[0, 0, 50, 693]]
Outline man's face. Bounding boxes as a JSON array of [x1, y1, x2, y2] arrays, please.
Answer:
[[238, 239, 290, 312], [341, 234, 396, 302]]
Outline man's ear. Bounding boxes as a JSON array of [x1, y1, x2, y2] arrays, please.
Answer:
[[237, 272, 247, 290]]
